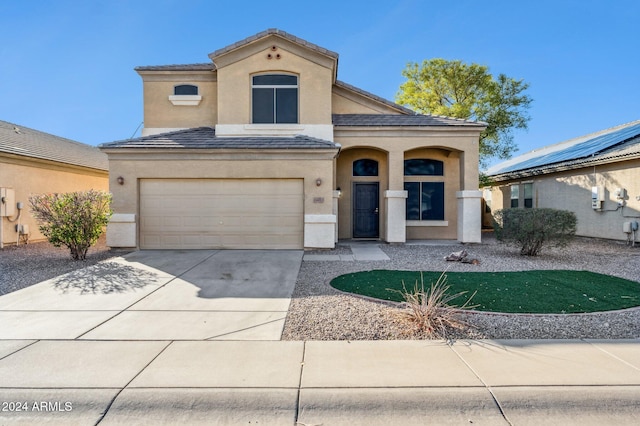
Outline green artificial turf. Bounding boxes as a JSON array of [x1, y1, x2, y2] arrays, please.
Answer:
[[330, 270, 640, 314]]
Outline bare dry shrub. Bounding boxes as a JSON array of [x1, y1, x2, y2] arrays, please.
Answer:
[[391, 272, 476, 339]]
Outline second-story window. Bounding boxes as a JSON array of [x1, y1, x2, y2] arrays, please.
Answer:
[[252, 74, 298, 124], [174, 84, 198, 95]]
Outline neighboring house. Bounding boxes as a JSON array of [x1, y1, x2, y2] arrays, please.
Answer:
[[100, 29, 485, 250], [485, 120, 640, 243], [0, 120, 109, 248]]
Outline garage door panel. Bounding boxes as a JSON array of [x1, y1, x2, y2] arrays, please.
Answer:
[[140, 179, 303, 249]]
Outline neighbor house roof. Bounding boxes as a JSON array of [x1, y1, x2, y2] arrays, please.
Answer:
[[486, 120, 640, 180], [0, 120, 108, 171], [333, 114, 486, 127], [209, 28, 339, 61], [100, 127, 338, 150], [135, 63, 215, 72]]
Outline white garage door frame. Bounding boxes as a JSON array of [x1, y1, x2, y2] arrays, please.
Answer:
[[139, 178, 304, 249]]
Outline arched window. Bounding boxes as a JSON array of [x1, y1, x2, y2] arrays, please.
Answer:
[[404, 159, 444, 176], [174, 84, 198, 95], [353, 159, 379, 176], [252, 74, 298, 123]]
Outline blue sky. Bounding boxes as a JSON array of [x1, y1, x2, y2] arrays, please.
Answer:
[[1, 0, 639, 169]]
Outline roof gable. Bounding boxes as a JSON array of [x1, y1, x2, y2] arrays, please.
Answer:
[[0, 120, 108, 171], [208, 29, 338, 78]]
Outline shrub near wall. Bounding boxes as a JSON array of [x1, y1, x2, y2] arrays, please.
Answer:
[[29, 190, 112, 260], [493, 208, 577, 256]]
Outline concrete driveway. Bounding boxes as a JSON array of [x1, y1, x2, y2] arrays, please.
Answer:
[[0, 249, 303, 340]]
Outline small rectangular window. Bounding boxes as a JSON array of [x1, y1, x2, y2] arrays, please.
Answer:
[[174, 85, 198, 95], [510, 185, 519, 208], [523, 183, 533, 208]]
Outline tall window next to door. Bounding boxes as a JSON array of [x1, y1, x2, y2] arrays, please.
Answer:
[[404, 159, 445, 221], [252, 74, 298, 123]]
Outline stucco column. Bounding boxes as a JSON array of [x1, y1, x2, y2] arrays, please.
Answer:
[[385, 190, 408, 243], [332, 189, 341, 243], [106, 213, 137, 248], [386, 150, 407, 243], [456, 190, 482, 243]]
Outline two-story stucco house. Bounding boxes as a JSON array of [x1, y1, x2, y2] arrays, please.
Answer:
[[100, 29, 485, 250]]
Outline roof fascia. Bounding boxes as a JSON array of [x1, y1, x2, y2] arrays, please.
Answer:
[[0, 152, 108, 175], [99, 148, 338, 161], [136, 69, 217, 82]]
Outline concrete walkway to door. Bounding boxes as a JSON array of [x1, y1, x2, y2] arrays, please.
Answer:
[[0, 250, 303, 341]]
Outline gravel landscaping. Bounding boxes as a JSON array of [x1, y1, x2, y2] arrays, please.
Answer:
[[0, 236, 131, 295], [282, 234, 640, 340]]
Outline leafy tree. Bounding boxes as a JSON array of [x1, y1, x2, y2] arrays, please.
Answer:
[[493, 208, 577, 256], [29, 190, 112, 260], [396, 59, 532, 167]]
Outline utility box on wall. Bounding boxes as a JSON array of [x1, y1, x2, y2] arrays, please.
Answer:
[[0, 188, 16, 217], [591, 186, 605, 209]]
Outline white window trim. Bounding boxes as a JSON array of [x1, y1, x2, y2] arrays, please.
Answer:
[[406, 220, 449, 227], [168, 95, 202, 106]]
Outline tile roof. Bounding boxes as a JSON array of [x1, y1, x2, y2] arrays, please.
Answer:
[[486, 120, 640, 178], [333, 114, 486, 127], [0, 120, 108, 171], [100, 127, 338, 150], [210, 28, 339, 60], [135, 63, 215, 72]]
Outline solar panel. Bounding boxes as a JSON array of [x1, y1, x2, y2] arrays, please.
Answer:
[[493, 122, 640, 174]]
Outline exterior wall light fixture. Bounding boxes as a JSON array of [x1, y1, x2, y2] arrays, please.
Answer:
[[316, 178, 322, 187], [117, 176, 125, 185]]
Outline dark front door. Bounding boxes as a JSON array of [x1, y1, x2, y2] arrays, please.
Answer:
[[353, 182, 379, 238]]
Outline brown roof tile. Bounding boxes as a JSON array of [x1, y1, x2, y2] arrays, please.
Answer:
[[0, 120, 108, 171]]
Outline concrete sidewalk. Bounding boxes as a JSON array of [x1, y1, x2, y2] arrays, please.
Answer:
[[0, 339, 639, 425]]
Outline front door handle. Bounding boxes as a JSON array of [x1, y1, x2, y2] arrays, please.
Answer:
[[373, 208, 379, 214]]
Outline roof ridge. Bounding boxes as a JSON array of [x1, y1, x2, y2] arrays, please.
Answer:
[[209, 28, 339, 60], [522, 119, 640, 156], [0, 119, 96, 149]]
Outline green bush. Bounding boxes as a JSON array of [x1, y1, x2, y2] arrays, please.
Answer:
[[493, 208, 577, 256], [29, 190, 112, 260]]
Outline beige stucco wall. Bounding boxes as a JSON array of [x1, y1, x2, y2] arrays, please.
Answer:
[[105, 150, 336, 248], [0, 155, 108, 245], [215, 40, 333, 126], [489, 158, 640, 241], [140, 71, 217, 129], [335, 128, 480, 240]]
